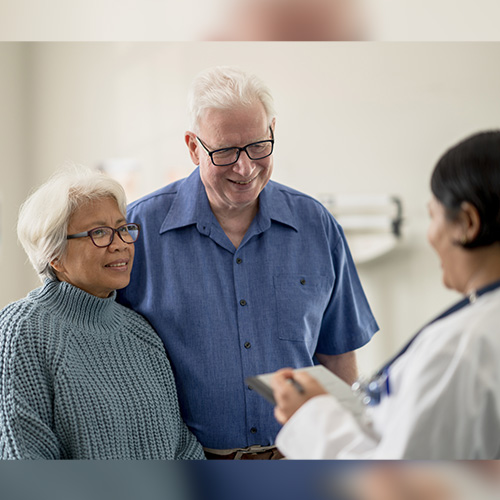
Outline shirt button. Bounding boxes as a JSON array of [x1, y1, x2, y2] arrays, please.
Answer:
[[244, 342, 251, 349], [250, 427, 257, 434], [300, 278, 306, 285], [236, 258, 243, 264], [240, 299, 247, 306]]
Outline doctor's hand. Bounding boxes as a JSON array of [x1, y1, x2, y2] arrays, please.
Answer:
[[271, 368, 328, 425]]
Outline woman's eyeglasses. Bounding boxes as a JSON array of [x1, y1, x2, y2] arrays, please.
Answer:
[[67, 223, 140, 248]]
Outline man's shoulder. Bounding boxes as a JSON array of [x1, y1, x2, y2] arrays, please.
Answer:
[[270, 179, 323, 202], [268, 180, 331, 216], [127, 178, 185, 215]]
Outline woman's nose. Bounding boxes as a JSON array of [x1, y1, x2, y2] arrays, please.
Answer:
[[108, 231, 129, 251]]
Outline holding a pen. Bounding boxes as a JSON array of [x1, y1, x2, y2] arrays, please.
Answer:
[[271, 368, 328, 424], [287, 377, 306, 394]]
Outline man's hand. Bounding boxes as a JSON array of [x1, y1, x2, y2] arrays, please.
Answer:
[[271, 368, 328, 424]]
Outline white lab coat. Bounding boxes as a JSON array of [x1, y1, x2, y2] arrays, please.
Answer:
[[275, 288, 500, 459]]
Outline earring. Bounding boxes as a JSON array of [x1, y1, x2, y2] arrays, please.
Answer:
[[461, 235, 468, 245]]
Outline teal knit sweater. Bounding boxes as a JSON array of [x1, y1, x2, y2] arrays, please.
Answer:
[[0, 280, 205, 460]]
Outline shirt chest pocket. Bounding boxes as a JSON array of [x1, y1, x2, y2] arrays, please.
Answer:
[[273, 274, 333, 342]]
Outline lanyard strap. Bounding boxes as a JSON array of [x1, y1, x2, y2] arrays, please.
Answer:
[[354, 278, 500, 406], [374, 278, 500, 378]]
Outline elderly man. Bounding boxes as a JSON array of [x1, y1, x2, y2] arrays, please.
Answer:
[[118, 66, 378, 459]]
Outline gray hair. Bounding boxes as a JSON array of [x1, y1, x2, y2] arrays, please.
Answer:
[[17, 166, 127, 282], [187, 66, 276, 133]]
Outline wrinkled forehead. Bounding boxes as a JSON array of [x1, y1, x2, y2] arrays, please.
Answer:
[[196, 99, 272, 131], [197, 104, 271, 147], [199, 101, 268, 128]]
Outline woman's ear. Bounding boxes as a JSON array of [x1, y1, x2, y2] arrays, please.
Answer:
[[185, 131, 200, 165], [50, 257, 65, 274], [459, 201, 481, 244]]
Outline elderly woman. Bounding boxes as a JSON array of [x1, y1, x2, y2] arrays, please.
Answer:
[[0, 167, 205, 459], [271, 130, 500, 459]]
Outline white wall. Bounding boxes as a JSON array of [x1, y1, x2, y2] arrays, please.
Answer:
[[0, 0, 214, 41], [1, 42, 500, 374], [1, 1, 499, 41], [371, 0, 500, 40], [0, 44, 39, 308]]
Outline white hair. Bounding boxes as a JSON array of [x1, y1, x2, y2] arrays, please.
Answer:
[[17, 165, 127, 282], [187, 66, 276, 133]]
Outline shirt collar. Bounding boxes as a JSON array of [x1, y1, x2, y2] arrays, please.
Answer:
[[257, 180, 298, 232], [160, 168, 213, 234], [160, 168, 298, 234]]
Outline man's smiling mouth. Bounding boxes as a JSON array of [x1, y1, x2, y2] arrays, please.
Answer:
[[229, 176, 257, 185]]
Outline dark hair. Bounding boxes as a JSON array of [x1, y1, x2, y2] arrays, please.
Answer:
[[431, 130, 500, 249]]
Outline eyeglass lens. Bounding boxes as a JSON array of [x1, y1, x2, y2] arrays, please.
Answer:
[[90, 224, 140, 247], [212, 141, 273, 166]]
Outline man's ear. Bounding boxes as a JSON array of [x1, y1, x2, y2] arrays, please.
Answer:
[[185, 132, 200, 165], [270, 117, 276, 135]]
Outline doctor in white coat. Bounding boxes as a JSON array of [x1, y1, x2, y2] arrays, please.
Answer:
[[271, 130, 500, 459]]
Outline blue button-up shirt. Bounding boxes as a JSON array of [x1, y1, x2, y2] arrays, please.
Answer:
[[118, 168, 378, 449]]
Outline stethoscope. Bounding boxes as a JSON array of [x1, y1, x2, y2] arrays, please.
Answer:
[[352, 279, 500, 406]]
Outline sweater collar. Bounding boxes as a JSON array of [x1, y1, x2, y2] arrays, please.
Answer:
[[31, 279, 119, 329]]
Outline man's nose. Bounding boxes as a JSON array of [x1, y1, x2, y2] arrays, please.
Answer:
[[232, 151, 255, 177]]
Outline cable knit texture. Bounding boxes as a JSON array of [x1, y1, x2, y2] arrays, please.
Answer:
[[0, 280, 205, 460]]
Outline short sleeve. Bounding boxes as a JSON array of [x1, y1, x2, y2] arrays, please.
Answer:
[[316, 217, 378, 355]]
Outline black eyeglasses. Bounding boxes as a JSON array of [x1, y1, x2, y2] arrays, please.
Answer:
[[67, 223, 141, 248], [196, 127, 274, 166]]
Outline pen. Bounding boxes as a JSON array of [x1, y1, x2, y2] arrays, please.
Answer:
[[288, 376, 305, 394]]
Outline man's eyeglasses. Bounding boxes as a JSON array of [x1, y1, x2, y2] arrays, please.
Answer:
[[67, 223, 141, 248], [196, 127, 274, 167]]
